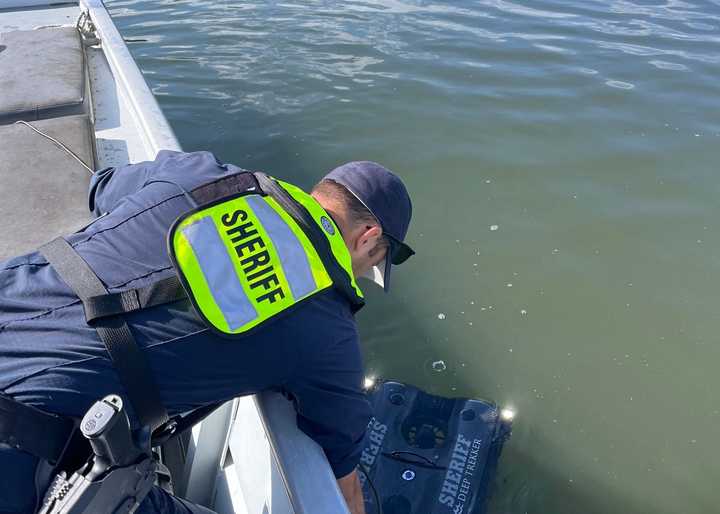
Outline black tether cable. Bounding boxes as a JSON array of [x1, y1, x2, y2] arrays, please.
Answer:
[[40, 237, 169, 431], [358, 464, 383, 514], [382, 450, 445, 470]]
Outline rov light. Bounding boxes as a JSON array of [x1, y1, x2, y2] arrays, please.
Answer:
[[500, 408, 516, 422], [363, 376, 376, 389]]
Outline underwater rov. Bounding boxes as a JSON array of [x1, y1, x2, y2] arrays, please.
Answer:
[[359, 380, 513, 514]]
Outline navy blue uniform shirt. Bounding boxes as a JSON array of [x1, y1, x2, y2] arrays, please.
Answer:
[[0, 151, 371, 513]]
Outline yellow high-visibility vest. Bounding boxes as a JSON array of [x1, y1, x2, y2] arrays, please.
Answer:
[[168, 174, 363, 337]]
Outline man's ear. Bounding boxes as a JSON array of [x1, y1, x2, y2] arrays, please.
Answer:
[[354, 224, 382, 254]]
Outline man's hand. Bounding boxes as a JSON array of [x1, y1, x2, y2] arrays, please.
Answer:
[[337, 469, 367, 514]]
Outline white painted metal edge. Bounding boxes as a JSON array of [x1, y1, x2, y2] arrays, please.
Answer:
[[226, 397, 274, 513], [254, 392, 351, 514], [213, 462, 250, 514], [183, 401, 235, 507], [80, 0, 180, 155]]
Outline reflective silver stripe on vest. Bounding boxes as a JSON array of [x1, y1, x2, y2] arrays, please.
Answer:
[[245, 196, 317, 300], [181, 217, 258, 330]]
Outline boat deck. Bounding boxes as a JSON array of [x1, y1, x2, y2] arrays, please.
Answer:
[[0, 1, 179, 259], [0, 1, 176, 165]]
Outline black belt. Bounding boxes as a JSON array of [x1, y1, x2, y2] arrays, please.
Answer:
[[0, 393, 75, 464]]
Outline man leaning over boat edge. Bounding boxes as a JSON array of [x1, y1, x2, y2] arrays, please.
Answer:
[[0, 150, 414, 514]]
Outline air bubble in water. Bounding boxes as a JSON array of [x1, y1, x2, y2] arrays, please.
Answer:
[[432, 360, 447, 372]]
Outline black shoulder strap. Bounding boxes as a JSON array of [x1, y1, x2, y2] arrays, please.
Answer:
[[190, 170, 260, 205], [253, 172, 365, 312], [40, 237, 169, 431], [83, 275, 187, 323]]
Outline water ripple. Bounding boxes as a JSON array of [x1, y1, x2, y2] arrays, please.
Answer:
[[111, 0, 720, 113], [648, 59, 690, 70]]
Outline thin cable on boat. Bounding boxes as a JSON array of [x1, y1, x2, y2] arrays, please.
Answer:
[[13, 120, 94, 175], [75, 10, 86, 30]]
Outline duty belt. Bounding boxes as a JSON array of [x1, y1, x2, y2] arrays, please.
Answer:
[[0, 393, 75, 464]]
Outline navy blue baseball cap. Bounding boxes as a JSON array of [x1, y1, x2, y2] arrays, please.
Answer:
[[324, 161, 414, 291]]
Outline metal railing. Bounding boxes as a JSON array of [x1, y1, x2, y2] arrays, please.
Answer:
[[83, 0, 181, 156], [184, 393, 350, 514]]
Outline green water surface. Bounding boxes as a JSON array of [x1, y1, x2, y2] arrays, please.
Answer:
[[109, 1, 720, 512]]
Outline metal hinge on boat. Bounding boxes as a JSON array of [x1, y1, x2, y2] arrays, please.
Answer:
[[76, 11, 100, 47]]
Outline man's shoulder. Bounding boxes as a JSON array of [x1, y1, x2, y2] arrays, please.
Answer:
[[153, 149, 224, 166], [149, 150, 246, 184], [89, 150, 247, 227]]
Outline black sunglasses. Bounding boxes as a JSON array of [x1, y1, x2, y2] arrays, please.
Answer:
[[385, 233, 415, 265]]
